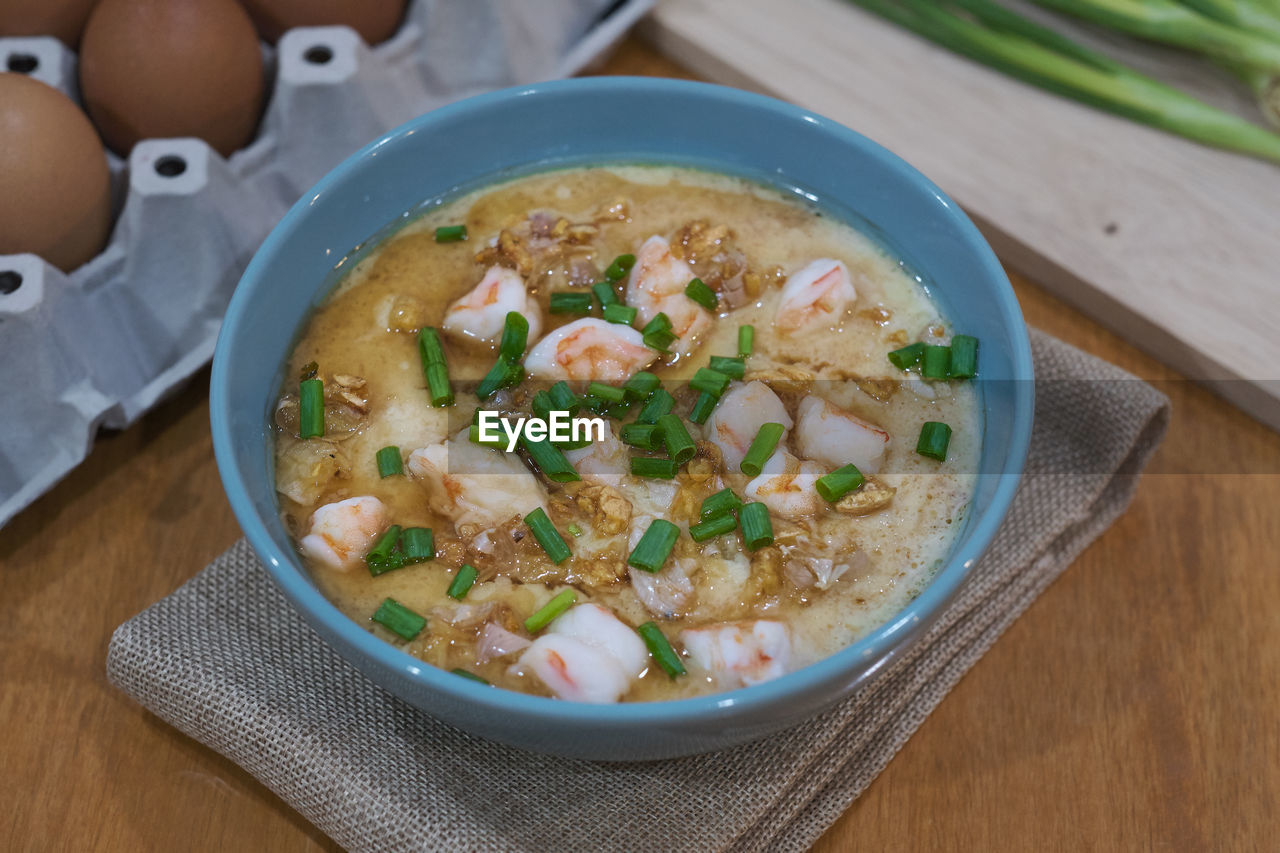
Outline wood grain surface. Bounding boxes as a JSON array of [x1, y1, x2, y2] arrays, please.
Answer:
[[3, 38, 1277, 852], [643, 0, 1280, 431]]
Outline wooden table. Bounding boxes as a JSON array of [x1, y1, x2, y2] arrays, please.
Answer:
[[3, 37, 1277, 851]]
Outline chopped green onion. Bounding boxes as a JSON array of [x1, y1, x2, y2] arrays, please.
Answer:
[[524, 507, 571, 564], [375, 446, 403, 478], [602, 401, 633, 421], [587, 382, 626, 404], [372, 598, 426, 640], [738, 324, 754, 357], [603, 303, 638, 326], [921, 344, 951, 380], [657, 413, 697, 465], [689, 391, 719, 425], [739, 502, 774, 551], [684, 277, 718, 311], [592, 281, 619, 308], [700, 487, 743, 520], [623, 371, 660, 400], [620, 422, 661, 450], [521, 436, 580, 483], [690, 367, 731, 398], [524, 588, 576, 632], [434, 224, 467, 243], [447, 564, 478, 600], [567, 522, 584, 537], [549, 292, 593, 315], [816, 464, 866, 503], [708, 355, 746, 379], [636, 388, 675, 424], [630, 456, 678, 479], [579, 394, 607, 416], [531, 390, 554, 421], [689, 512, 738, 543], [417, 328, 454, 406], [498, 311, 530, 362], [450, 668, 489, 684], [917, 421, 953, 462], [549, 381, 579, 412], [949, 334, 979, 379], [468, 422, 505, 447], [627, 519, 681, 573], [299, 377, 324, 438], [641, 312, 673, 336], [365, 525, 404, 576], [637, 621, 686, 677], [475, 357, 523, 399], [603, 253, 636, 282], [643, 329, 678, 352], [888, 341, 926, 371], [739, 422, 786, 476], [640, 312, 677, 351], [399, 527, 435, 563]]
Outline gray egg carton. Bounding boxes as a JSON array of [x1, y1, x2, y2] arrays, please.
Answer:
[[0, 0, 653, 528]]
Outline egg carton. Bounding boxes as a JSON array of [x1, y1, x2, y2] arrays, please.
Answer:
[[0, 0, 653, 528]]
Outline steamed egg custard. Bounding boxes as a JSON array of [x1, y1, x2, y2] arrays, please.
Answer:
[[273, 166, 981, 702]]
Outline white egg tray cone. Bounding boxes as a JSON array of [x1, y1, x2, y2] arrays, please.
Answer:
[[0, 0, 653, 527]]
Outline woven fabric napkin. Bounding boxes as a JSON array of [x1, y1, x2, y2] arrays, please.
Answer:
[[107, 329, 1169, 852]]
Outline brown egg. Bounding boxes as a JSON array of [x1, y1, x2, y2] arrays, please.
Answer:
[[0, 73, 112, 272], [238, 0, 406, 45], [0, 0, 98, 48], [79, 0, 265, 157]]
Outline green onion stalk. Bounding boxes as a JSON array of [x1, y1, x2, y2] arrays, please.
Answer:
[[1027, 0, 1280, 129], [1171, 0, 1280, 127], [847, 0, 1280, 163]]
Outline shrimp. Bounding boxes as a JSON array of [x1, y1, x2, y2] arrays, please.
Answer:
[[441, 265, 542, 345], [524, 318, 657, 383], [407, 429, 547, 531], [630, 558, 696, 619], [703, 381, 793, 471], [516, 603, 649, 703], [564, 420, 629, 487], [795, 394, 889, 475], [743, 450, 827, 521], [298, 496, 388, 571], [625, 235, 713, 355], [775, 258, 856, 332], [680, 620, 791, 688]]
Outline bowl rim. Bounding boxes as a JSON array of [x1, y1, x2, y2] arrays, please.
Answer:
[[211, 76, 1035, 727]]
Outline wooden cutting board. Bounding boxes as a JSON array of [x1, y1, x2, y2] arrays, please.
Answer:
[[643, 0, 1280, 429]]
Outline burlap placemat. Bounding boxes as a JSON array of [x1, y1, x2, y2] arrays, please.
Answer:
[[107, 329, 1169, 852]]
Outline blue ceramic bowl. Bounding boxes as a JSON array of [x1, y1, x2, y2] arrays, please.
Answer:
[[211, 77, 1034, 761]]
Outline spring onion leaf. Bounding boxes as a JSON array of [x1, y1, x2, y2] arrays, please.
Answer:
[[657, 413, 697, 465], [447, 564, 478, 600], [816, 464, 867, 503], [524, 588, 576, 632], [434, 224, 467, 243], [524, 507, 571, 564], [372, 598, 426, 640], [637, 622, 687, 677], [917, 421, 953, 461], [375, 446, 403, 478], [739, 502, 774, 551], [299, 378, 324, 438], [740, 422, 786, 477], [627, 519, 681, 573], [549, 292, 593, 315]]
